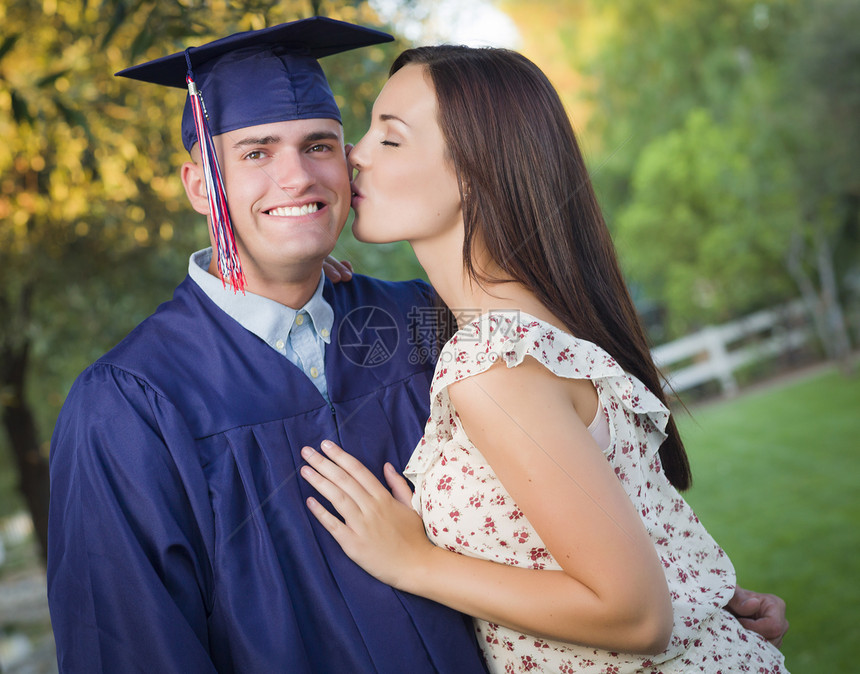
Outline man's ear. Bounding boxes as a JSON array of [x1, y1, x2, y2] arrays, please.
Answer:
[[181, 160, 209, 216]]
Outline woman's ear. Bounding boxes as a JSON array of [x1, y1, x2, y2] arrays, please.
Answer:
[[181, 160, 209, 216]]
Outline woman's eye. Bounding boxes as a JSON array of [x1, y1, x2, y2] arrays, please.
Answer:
[[381, 140, 400, 147]]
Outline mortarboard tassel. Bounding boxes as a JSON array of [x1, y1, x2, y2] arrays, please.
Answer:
[[185, 50, 246, 293]]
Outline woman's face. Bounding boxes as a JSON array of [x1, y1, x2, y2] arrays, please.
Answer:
[[349, 64, 462, 245]]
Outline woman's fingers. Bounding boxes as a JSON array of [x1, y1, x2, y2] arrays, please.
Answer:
[[384, 462, 415, 506], [299, 454, 362, 523], [305, 495, 351, 542], [300, 444, 430, 590], [300, 441, 393, 521], [321, 255, 353, 282], [314, 440, 391, 499]]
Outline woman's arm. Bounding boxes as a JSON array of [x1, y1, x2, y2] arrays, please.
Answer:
[[301, 358, 673, 654]]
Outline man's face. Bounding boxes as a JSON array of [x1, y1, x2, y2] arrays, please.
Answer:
[[212, 117, 351, 285]]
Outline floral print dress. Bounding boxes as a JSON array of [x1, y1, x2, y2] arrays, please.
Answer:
[[404, 312, 787, 674]]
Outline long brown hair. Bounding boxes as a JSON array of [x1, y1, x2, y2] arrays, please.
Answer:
[[391, 46, 692, 490]]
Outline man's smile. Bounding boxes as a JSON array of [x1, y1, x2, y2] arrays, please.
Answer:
[[265, 202, 322, 217]]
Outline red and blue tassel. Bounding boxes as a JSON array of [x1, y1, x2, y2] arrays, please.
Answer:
[[185, 50, 246, 293]]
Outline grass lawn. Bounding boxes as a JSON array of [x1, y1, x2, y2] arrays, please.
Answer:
[[676, 366, 860, 673]]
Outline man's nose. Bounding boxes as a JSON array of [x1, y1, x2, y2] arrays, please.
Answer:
[[273, 152, 315, 196]]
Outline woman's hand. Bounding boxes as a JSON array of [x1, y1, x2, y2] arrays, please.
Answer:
[[322, 256, 353, 282], [300, 440, 434, 590]]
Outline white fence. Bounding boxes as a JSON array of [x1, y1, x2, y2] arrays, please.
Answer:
[[652, 300, 811, 396]]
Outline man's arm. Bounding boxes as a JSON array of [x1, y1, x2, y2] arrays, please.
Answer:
[[48, 366, 217, 672], [727, 585, 789, 647]]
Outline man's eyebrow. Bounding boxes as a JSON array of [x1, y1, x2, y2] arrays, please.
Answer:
[[379, 113, 409, 127], [232, 135, 280, 149], [304, 130, 341, 143], [231, 130, 340, 150]]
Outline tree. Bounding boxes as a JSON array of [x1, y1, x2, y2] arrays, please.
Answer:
[[598, 0, 859, 356], [579, 0, 802, 226], [1, 0, 192, 559], [0, 0, 405, 560], [510, 0, 857, 357], [615, 108, 796, 336], [779, 0, 860, 367]]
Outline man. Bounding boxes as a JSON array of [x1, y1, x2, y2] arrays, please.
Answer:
[[47, 16, 786, 673], [47, 17, 486, 673]]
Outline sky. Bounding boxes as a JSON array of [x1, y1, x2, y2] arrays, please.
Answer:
[[370, 0, 521, 47]]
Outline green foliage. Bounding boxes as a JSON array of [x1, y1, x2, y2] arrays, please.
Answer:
[[780, 0, 860, 287], [679, 367, 860, 672], [585, 0, 801, 219], [0, 0, 211, 433], [558, 0, 860, 344], [787, 0, 860, 205], [616, 108, 796, 335]]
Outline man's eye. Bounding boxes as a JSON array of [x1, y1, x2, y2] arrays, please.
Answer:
[[309, 144, 332, 153], [244, 150, 265, 161]]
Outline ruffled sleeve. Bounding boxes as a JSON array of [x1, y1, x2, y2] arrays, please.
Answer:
[[405, 311, 670, 505]]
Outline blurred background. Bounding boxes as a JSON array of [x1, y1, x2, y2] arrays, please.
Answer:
[[1, 0, 857, 671]]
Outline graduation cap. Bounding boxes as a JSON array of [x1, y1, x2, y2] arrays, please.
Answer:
[[116, 17, 393, 292]]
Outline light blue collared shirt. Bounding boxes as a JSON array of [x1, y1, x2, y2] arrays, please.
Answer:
[[188, 248, 333, 403]]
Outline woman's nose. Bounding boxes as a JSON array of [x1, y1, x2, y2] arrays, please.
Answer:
[[348, 137, 368, 171]]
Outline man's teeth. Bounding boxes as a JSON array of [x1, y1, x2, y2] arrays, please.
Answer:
[[268, 203, 319, 217]]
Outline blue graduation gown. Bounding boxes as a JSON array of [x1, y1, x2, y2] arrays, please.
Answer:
[[48, 275, 487, 673]]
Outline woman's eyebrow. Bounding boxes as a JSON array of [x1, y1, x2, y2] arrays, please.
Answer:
[[379, 113, 409, 127]]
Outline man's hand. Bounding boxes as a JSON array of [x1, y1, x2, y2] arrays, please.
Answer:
[[727, 585, 789, 648], [323, 256, 353, 283]]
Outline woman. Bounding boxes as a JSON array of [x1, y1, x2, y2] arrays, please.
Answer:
[[300, 46, 788, 673]]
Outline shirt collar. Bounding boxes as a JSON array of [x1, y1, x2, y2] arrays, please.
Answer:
[[188, 248, 333, 348]]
